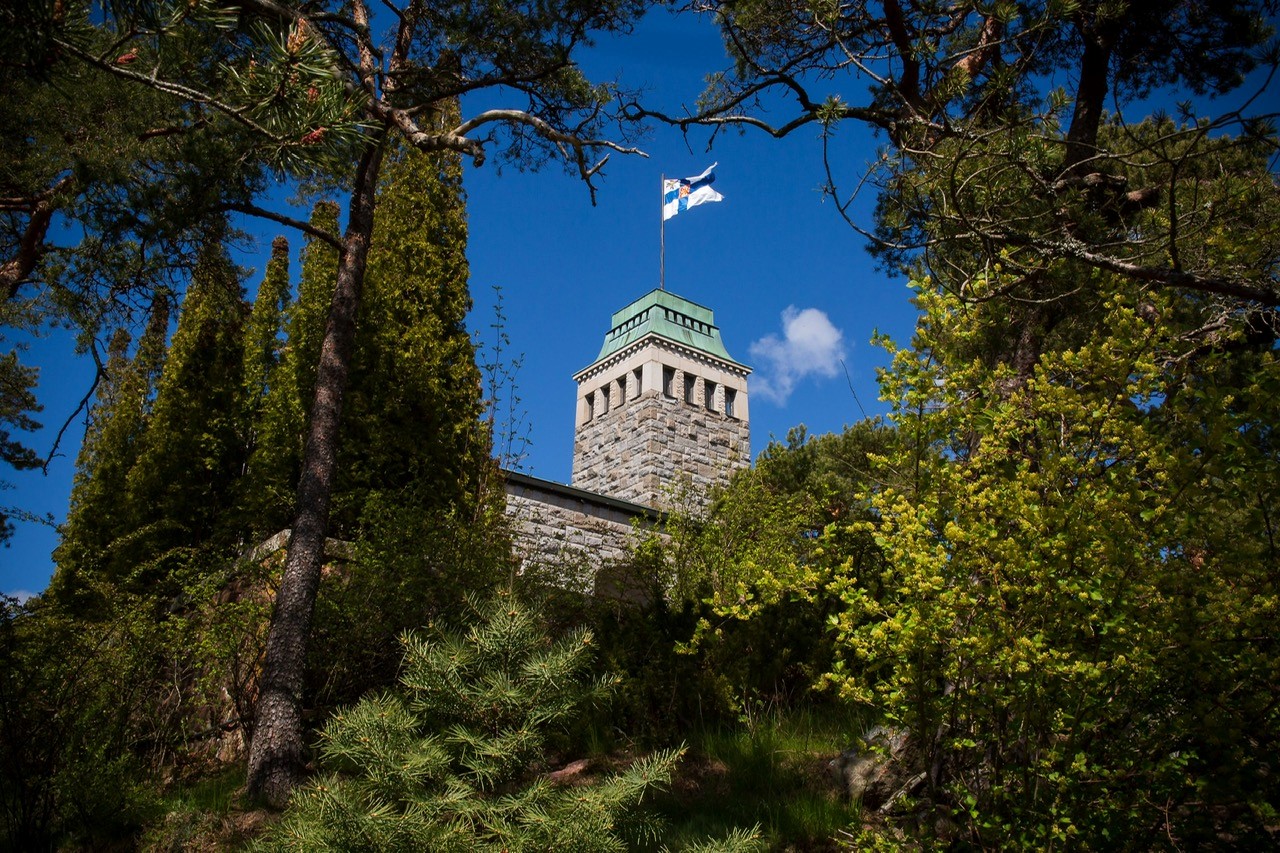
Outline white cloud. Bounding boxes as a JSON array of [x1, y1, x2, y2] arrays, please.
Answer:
[[749, 306, 846, 405], [4, 589, 35, 604]]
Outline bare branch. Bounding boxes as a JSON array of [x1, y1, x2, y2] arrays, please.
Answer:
[[223, 202, 344, 250], [1000, 232, 1280, 306], [452, 109, 645, 158], [392, 57, 575, 105], [385, 103, 647, 179], [42, 357, 103, 474], [138, 119, 208, 141]]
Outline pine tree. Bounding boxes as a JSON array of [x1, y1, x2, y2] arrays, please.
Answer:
[[264, 590, 690, 852]]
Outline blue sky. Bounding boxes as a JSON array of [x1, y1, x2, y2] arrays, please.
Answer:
[[2, 8, 924, 597], [464, 10, 918, 474]]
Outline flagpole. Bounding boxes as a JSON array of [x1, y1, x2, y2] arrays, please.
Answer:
[[659, 173, 666, 291]]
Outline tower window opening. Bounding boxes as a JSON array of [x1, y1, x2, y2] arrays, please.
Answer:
[[684, 374, 697, 405], [705, 380, 717, 410], [662, 366, 675, 398], [725, 388, 737, 419], [585, 391, 594, 422], [601, 384, 610, 414], [616, 376, 626, 405], [632, 368, 642, 399]]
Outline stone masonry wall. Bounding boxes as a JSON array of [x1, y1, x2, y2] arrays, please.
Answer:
[[503, 472, 663, 597], [572, 389, 750, 508]]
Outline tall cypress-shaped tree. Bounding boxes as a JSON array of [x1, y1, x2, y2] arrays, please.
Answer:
[[119, 229, 248, 593], [335, 125, 486, 528], [52, 295, 170, 609], [245, 204, 339, 537], [305, 126, 500, 706], [284, 203, 340, 430], [242, 236, 291, 427], [236, 236, 292, 534]]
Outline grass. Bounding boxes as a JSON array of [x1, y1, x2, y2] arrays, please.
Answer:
[[653, 703, 869, 851], [138, 764, 272, 852], [131, 704, 870, 851], [166, 764, 244, 815]]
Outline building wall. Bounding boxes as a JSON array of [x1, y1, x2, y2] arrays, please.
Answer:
[[571, 339, 750, 508], [505, 292, 751, 595], [572, 390, 750, 507], [502, 471, 664, 597]]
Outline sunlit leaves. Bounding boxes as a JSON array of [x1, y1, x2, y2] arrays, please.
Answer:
[[829, 274, 1280, 845]]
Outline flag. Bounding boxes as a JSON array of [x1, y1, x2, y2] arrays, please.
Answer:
[[663, 163, 723, 221]]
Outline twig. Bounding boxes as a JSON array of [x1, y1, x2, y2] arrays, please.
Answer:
[[42, 366, 102, 474]]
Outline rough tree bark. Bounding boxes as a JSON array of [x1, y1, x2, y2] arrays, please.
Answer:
[[246, 132, 386, 807], [1, 177, 71, 299], [1062, 20, 1116, 174]]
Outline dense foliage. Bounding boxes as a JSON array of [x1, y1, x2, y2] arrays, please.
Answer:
[[629, 3, 1280, 844], [6, 106, 500, 847], [832, 280, 1280, 846], [5, 0, 651, 804], [262, 591, 695, 852], [2, 0, 1277, 848]]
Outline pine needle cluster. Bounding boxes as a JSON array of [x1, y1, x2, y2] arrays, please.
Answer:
[[262, 590, 685, 851]]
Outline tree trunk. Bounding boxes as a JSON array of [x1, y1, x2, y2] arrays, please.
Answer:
[[2, 189, 61, 299], [246, 133, 386, 808], [1063, 26, 1113, 173]]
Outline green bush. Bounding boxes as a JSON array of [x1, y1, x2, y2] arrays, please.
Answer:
[[263, 590, 688, 851]]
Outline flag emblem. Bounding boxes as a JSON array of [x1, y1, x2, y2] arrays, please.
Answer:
[[663, 163, 723, 221]]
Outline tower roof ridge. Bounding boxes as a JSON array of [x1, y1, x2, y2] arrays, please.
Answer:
[[590, 288, 744, 366]]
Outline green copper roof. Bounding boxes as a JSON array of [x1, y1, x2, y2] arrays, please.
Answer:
[[590, 289, 744, 366]]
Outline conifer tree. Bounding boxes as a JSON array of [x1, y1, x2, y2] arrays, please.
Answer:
[[236, 236, 292, 532], [336, 123, 486, 526], [118, 228, 247, 592], [244, 204, 339, 537], [0, 350, 41, 544], [243, 165, 484, 539], [264, 590, 691, 852], [303, 128, 502, 709], [51, 294, 170, 609], [48, 0, 651, 803], [242, 236, 291, 427], [286, 203, 340, 429]]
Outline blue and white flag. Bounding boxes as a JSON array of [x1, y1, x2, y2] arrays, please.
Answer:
[[663, 163, 723, 221]]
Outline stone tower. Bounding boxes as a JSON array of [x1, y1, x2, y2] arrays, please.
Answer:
[[571, 289, 751, 507]]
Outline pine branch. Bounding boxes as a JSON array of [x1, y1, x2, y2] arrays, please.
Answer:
[[223, 201, 344, 250]]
